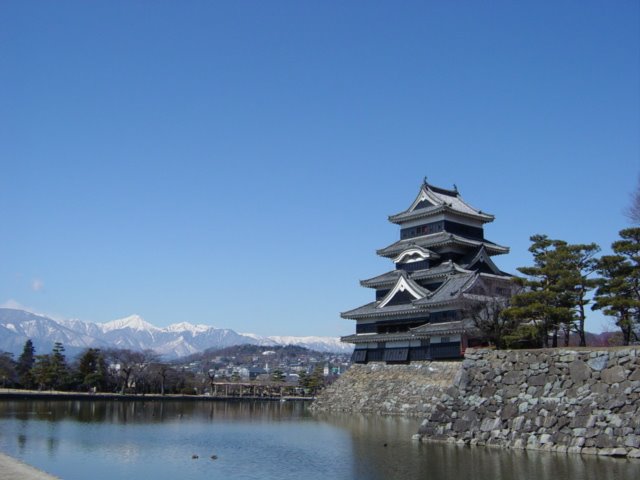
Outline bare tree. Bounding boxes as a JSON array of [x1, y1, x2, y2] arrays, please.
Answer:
[[463, 296, 516, 350], [131, 350, 160, 394], [149, 362, 175, 395], [105, 349, 157, 394], [106, 349, 136, 394], [626, 175, 640, 225]]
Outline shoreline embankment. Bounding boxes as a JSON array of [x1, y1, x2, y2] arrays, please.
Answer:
[[0, 452, 59, 480], [0, 389, 312, 402], [311, 347, 640, 459]]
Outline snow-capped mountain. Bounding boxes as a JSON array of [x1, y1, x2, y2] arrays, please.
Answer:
[[0, 308, 352, 358], [0, 309, 108, 358], [101, 315, 161, 333], [262, 335, 350, 353], [164, 322, 211, 334], [238, 333, 349, 353]]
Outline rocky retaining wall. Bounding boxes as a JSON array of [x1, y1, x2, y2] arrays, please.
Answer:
[[312, 348, 640, 458], [310, 361, 460, 416], [416, 348, 640, 458]]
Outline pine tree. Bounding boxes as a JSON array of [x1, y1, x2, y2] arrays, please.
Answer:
[[593, 228, 640, 344], [503, 235, 575, 348], [50, 342, 70, 390], [0, 352, 16, 387], [270, 369, 286, 383], [31, 354, 53, 390], [298, 364, 324, 395], [554, 243, 600, 346], [77, 348, 107, 392], [16, 340, 35, 389]]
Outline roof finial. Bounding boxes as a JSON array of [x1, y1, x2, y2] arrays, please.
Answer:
[[423, 176, 428, 187], [453, 183, 458, 192]]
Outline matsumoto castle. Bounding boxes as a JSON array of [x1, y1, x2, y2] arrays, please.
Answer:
[[341, 179, 513, 363]]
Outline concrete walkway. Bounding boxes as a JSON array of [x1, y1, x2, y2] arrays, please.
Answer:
[[0, 453, 59, 480]]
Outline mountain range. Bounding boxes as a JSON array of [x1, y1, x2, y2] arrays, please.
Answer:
[[0, 308, 352, 359]]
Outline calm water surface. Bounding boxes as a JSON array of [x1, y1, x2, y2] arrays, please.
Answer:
[[0, 399, 637, 480]]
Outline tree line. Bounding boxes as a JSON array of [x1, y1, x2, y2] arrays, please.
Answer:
[[0, 340, 198, 394], [468, 227, 640, 349], [0, 341, 333, 395]]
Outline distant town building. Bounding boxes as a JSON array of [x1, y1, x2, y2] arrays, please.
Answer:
[[341, 180, 513, 363]]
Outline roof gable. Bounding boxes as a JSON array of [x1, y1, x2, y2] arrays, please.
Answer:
[[406, 185, 438, 213], [464, 246, 503, 275], [403, 181, 458, 214], [378, 275, 428, 309]]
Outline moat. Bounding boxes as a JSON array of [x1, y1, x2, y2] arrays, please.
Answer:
[[0, 399, 637, 480]]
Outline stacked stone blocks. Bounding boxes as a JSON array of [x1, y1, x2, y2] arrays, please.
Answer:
[[310, 362, 460, 416], [312, 347, 640, 458], [417, 348, 640, 458]]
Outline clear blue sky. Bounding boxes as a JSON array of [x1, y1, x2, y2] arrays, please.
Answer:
[[1, 1, 638, 336]]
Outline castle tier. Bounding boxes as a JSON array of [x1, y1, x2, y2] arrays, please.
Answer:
[[341, 180, 513, 363]]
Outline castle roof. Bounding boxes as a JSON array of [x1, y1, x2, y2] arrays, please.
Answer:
[[360, 260, 472, 289], [340, 320, 479, 344], [340, 300, 430, 320], [388, 181, 494, 225], [410, 319, 477, 336], [340, 332, 426, 343], [341, 331, 421, 344], [359, 270, 404, 289], [411, 261, 474, 281], [412, 272, 477, 307], [342, 271, 481, 319], [376, 232, 509, 258]]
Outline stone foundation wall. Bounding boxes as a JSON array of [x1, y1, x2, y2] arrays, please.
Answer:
[[312, 348, 640, 458], [310, 361, 460, 416], [417, 348, 640, 458]]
